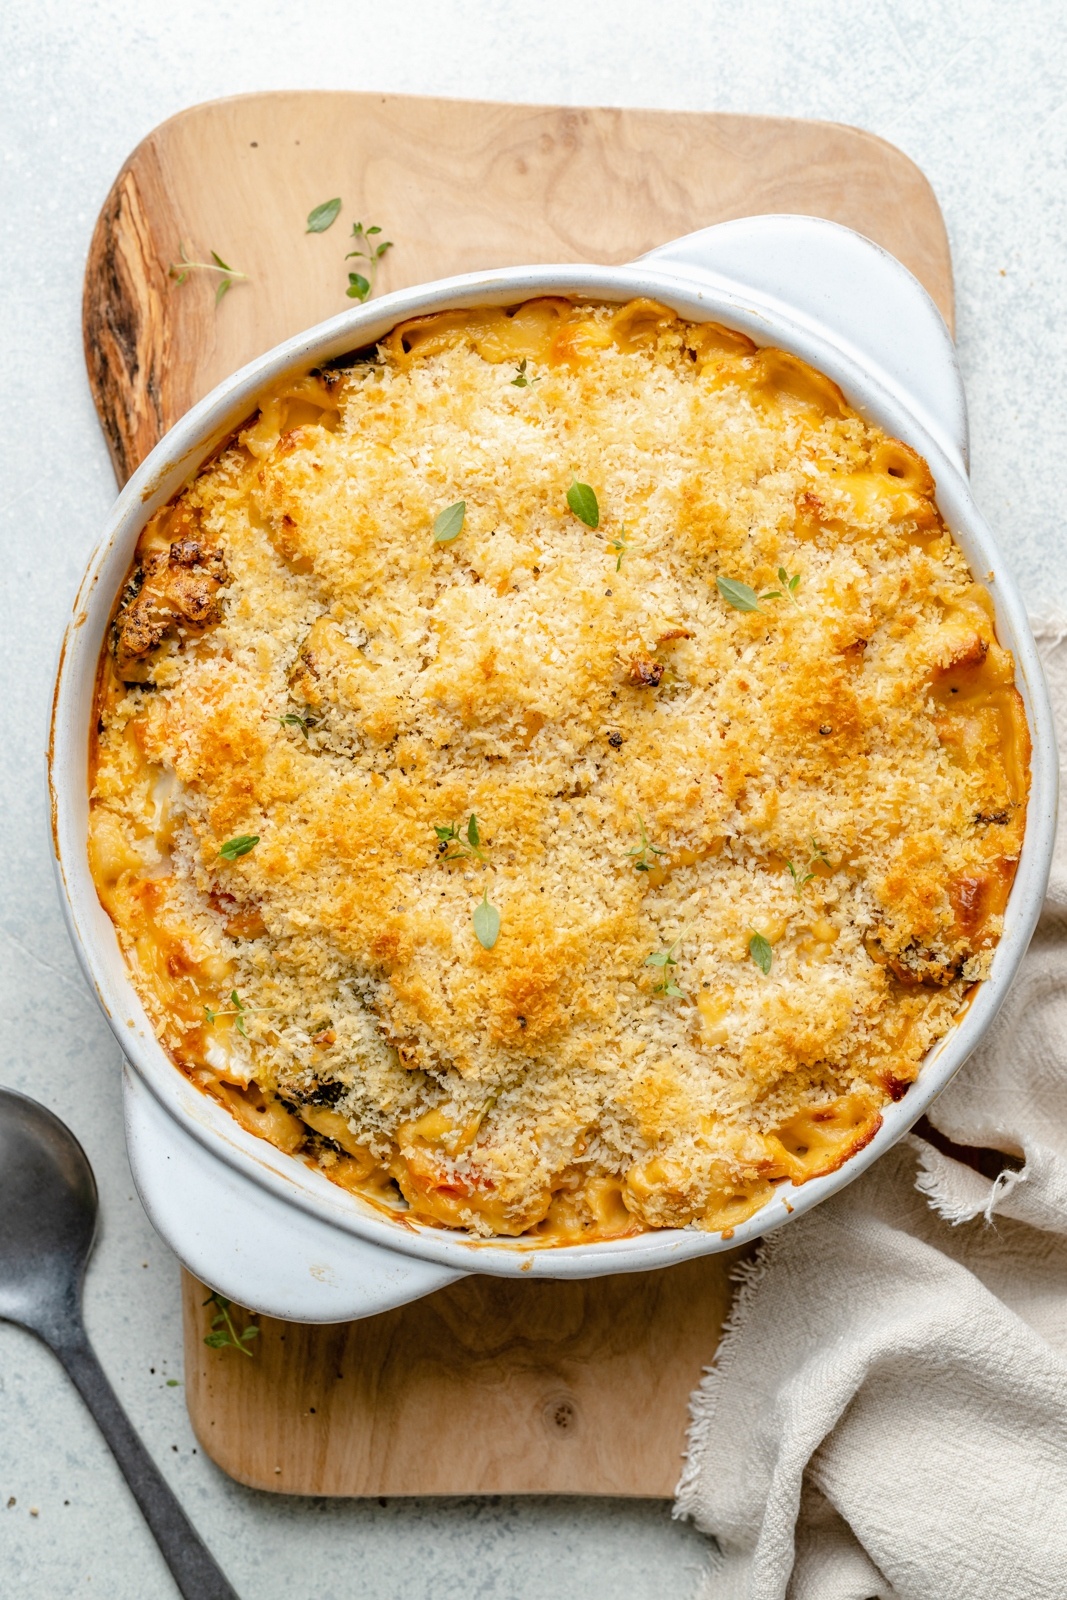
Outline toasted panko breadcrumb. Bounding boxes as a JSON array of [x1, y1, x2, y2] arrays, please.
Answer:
[[89, 299, 1028, 1240]]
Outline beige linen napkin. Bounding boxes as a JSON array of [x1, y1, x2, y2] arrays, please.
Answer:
[[675, 622, 1067, 1600]]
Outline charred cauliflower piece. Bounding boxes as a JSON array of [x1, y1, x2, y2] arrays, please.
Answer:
[[113, 537, 229, 681]]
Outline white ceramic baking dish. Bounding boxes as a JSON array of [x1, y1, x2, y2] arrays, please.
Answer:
[[51, 215, 1057, 1321]]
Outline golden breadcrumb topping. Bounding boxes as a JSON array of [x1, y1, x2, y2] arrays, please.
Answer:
[[89, 298, 1029, 1242]]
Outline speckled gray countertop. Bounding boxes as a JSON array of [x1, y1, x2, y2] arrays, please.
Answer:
[[1, 2, 1065, 1594]]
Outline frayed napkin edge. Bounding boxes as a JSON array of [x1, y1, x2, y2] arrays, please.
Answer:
[[912, 1133, 1027, 1225], [674, 1238, 780, 1525]]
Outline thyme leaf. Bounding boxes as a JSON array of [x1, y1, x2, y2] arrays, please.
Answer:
[[433, 501, 466, 543], [219, 835, 259, 860], [279, 712, 316, 738], [567, 480, 600, 529], [609, 523, 630, 571], [306, 197, 342, 233], [748, 932, 773, 975], [717, 576, 764, 612], [717, 570, 801, 613], [473, 889, 501, 950]]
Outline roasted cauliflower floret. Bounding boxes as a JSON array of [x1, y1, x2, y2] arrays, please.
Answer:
[[113, 536, 229, 681]]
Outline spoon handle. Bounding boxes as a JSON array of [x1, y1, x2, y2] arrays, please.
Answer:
[[50, 1323, 240, 1599]]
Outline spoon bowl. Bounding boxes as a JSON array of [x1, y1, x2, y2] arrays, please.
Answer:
[[0, 1086, 239, 1599], [0, 1088, 96, 1337]]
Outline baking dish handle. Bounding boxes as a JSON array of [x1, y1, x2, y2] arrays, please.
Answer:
[[637, 214, 969, 476], [123, 1065, 466, 1322]]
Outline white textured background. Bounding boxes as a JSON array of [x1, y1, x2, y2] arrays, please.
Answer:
[[1, 2, 1064, 1595]]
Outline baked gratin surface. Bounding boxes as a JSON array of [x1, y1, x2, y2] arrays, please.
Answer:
[[89, 297, 1029, 1241]]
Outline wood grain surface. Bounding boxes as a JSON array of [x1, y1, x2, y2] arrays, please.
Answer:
[[84, 90, 951, 1497], [183, 1256, 741, 1496], [84, 90, 953, 486]]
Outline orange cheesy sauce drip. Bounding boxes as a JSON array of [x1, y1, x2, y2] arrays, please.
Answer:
[[89, 297, 1029, 1243]]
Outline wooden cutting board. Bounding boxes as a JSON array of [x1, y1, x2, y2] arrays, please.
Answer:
[[83, 90, 952, 1497]]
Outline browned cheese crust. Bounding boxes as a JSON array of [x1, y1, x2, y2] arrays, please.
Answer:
[[88, 298, 1030, 1242]]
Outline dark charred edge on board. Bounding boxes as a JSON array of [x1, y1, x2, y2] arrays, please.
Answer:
[[82, 150, 172, 486]]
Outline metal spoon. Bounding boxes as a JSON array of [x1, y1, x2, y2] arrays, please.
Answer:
[[0, 1086, 240, 1599]]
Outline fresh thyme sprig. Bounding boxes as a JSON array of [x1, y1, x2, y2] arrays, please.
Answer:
[[204, 989, 253, 1038], [511, 359, 540, 387], [786, 860, 814, 896], [609, 523, 630, 571], [279, 711, 317, 738], [435, 814, 487, 863], [716, 568, 801, 614], [627, 817, 667, 873], [202, 1292, 259, 1356], [645, 929, 688, 997], [345, 222, 393, 301], [168, 243, 248, 306], [786, 837, 831, 897]]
